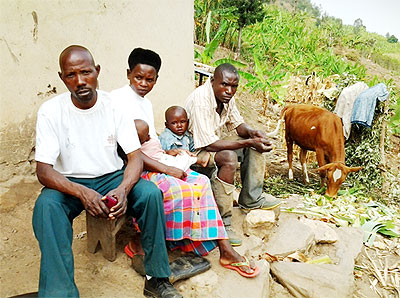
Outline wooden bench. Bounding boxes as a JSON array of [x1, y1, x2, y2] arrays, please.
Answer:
[[194, 62, 214, 86], [86, 212, 128, 262]]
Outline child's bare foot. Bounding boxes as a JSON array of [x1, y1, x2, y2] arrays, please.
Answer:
[[196, 151, 210, 167]]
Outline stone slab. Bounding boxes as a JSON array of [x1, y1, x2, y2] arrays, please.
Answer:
[[264, 218, 315, 257], [271, 262, 354, 298]]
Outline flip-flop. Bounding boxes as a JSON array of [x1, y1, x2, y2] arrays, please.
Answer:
[[220, 256, 260, 278], [124, 244, 135, 258], [125, 244, 146, 276], [124, 243, 144, 258], [125, 245, 211, 281]]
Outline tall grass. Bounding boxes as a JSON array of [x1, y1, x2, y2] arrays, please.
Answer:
[[239, 6, 366, 102]]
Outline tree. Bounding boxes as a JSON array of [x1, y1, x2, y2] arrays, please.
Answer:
[[353, 18, 366, 34], [221, 0, 266, 54], [387, 34, 398, 43]]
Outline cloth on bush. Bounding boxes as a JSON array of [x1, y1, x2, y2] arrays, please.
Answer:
[[334, 82, 369, 139], [141, 169, 228, 256], [351, 83, 389, 128]]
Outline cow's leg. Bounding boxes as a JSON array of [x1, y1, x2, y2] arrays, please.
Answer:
[[300, 148, 309, 184], [315, 148, 326, 187], [286, 136, 294, 180]]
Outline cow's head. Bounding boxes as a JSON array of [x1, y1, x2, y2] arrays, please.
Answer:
[[315, 162, 362, 197]]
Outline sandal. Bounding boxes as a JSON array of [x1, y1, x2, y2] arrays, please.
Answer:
[[220, 256, 260, 278]]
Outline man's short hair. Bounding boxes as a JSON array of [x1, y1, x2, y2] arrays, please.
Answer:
[[214, 63, 239, 78], [128, 48, 162, 72], [165, 106, 187, 121], [59, 45, 94, 71]]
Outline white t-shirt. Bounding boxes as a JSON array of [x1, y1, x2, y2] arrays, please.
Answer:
[[35, 90, 140, 178], [111, 85, 158, 139]]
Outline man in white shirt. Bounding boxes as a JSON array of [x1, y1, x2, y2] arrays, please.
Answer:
[[32, 46, 181, 298], [185, 63, 281, 246]]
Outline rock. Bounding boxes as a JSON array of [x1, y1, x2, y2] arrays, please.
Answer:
[[284, 194, 305, 209], [243, 209, 276, 239], [178, 269, 219, 296], [273, 205, 281, 221], [180, 260, 270, 298], [300, 218, 338, 244], [334, 227, 364, 272], [216, 260, 270, 298], [235, 235, 266, 259], [271, 262, 354, 298], [264, 218, 315, 257]]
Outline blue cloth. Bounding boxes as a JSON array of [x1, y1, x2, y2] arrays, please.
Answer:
[[351, 83, 389, 128], [158, 128, 195, 152]]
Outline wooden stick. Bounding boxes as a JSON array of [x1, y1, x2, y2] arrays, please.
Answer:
[[380, 100, 389, 167]]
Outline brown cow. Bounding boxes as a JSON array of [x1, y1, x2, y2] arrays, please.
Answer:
[[267, 104, 362, 197]]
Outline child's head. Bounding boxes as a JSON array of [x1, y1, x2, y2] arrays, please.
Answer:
[[165, 106, 189, 136], [135, 119, 151, 144]]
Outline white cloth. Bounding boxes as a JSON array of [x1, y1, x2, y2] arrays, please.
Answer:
[[159, 153, 197, 172], [35, 90, 140, 178], [111, 85, 158, 139], [185, 78, 244, 149], [140, 138, 197, 171], [334, 82, 369, 139]]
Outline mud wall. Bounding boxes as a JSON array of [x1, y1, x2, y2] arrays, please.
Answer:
[[0, 0, 195, 182]]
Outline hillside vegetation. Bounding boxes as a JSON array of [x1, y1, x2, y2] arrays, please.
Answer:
[[194, 0, 400, 201], [193, 2, 400, 295]]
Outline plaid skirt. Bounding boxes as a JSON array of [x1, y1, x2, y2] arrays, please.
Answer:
[[141, 169, 228, 256]]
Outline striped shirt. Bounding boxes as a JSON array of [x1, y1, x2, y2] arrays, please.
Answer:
[[185, 79, 244, 149]]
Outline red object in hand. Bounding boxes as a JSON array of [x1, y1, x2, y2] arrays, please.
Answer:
[[103, 195, 118, 209]]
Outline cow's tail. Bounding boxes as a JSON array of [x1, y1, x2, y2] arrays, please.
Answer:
[[265, 106, 288, 137]]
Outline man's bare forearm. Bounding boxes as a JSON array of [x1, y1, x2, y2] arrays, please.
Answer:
[[117, 149, 143, 194], [204, 138, 253, 152], [36, 161, 88, 199]]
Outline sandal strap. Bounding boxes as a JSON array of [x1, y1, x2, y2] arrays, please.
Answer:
[[229, 256, 250, 268]]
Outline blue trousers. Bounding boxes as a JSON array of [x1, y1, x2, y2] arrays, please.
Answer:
[[32, 170, 170, 297]]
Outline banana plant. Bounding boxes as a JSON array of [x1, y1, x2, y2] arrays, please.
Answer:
[[194, 18, 228, 65]]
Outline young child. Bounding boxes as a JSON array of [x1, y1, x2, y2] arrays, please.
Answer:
[[158, 106, 210, 166], [135, 119, 208, 171]]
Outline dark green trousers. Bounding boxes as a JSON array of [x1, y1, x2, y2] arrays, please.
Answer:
[[32, 170, 170, 297]]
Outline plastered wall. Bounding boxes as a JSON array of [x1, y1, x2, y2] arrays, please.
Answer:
[[0, 0, 195, 182]]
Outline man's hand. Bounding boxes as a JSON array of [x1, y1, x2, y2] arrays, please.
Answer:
[[36, 162, 111, 218], [248, 129, 268, 139], [80, 187, 110, 218], [251, 138, 273, 153], [104, 188, 128, 220], [165, 166, 187, 180]]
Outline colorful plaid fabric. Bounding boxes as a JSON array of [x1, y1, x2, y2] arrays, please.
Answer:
[[141, 169, 228, 256]]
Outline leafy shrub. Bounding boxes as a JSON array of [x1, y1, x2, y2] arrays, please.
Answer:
[[344, 106, 385, 191]]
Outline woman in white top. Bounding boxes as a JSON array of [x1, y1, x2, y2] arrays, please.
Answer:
[[111, 48, 259, 278]]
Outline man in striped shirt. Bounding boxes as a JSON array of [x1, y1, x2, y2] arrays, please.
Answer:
[[185, 63, 281, 246]]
